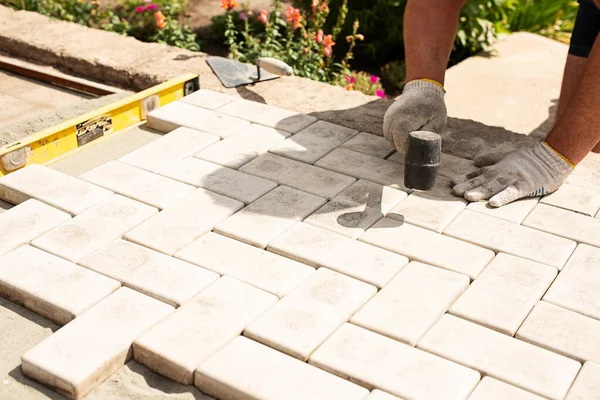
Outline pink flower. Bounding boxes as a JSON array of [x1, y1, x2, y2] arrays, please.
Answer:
[[258, 10, 268, 24], [315, 29, 324, 44], [145, 3, 158, 11], [284, 6, 302, 30], [344, 75, 355, 84], [376, 89, 386, 98], [143, 0, 151, 2], [239, 11, 248, 20], [136, 5, 144, 12], [370, 75, 379, 84]]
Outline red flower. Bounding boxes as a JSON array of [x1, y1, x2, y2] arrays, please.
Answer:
[[135, 6, 144, 12], [284, 6, 302, 30], [145, 3, 158, 11], [220, 0, 238, 11], [323, 34, 335, 57], [258, 9, 268, 24], [315, 29, 324, 44]]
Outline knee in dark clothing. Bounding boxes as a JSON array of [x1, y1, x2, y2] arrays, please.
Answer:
[[570, 0, 600, 57]]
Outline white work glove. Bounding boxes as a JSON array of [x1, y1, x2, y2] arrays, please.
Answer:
[[451, 142, 574, 207], [383, 79, 447, 154]]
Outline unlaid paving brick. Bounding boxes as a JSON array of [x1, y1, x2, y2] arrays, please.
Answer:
[[268, 222, 408, 288], [249, 106, 317, 134], [159, 157, 276, 204], [80, 239, 219, 307], [270, 120, 358, 164], [309, 323, 480, 400], [196, 124, 290, 169], [239, 153, 355, 199], [21, 287, 174, 400], [467, 197, 539, 224], [0, 199, 70, 257], [449, 253, 557, 335], [360, 217, 494, 279], [0, 245, 120, 325], [523, 203, 600, 247], [341, 132, 395, 158], [32, 195, 157, 263], [79, 161, 195, 210], [244, 268, 376, 361], [214, 186, 326, 248], [217, 98, 274, 120], [565, 361, 600, 400], [418, 314, 581, 400], [388, 176, 466, 233], [516, 301, 600, 363], [195, 336, 369, 400], [180, 89, 236, 110], [147, 101, 249, 137], [119, 127, 220, 173], [468, 377, 547, 400], [133, 277, 277, 385], [125, 188, 243, 256], [351, 261, 469, 346], [175, 232, 315, 297], [0, 164, 112, 215], [541, 183, 600, 216], [388, 151, 478, 180], [368, 390, 404, 400], [305, 180, 407, 238], [444, 209, 576, 269]]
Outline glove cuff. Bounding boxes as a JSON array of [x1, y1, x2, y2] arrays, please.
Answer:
[[403, 79, 446, 99], [536, 142, 575, 175]]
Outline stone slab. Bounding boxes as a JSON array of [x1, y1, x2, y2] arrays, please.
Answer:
[[79, 161, 195, 210], [249, 106, 318, 134], [196, 124, 290, 169], [239, 153, 355, 200], [566, 151, 600, 193], [194, 336, 369, 400], [80, 239, 219, 307], [216, 98, 273, 121], [268, 222, 408, 288], [449, 253, 557, 335], [0, 245, 120, 325], [175, 232, 315, 298], [467, 197, 539, 224], [305, 180, 407, 238], [388, 151, 478, 180], [565, 361, 600, 400], [269, 120, 358, 164], [21, 287, 174, 400], [444, 209, 576, 269], [351, 261, 469, 346], [468, 377, 547, 400], [125, 188, 243, 256], [368, 390, 404, 400], [244, 268, 376, 361], [341, 132, 395, 158], [523, 203, 600, 247], [0, 199, 70, 257], [541, 183, 600, 216], [133, 277, 276, 385], [32, 195, 157, 263], [309, 323, 480, 400], [360, 217, 494, 279], [214, 186, 326, 249], [418, 314, 581, 400], [0, 163, 112, 215], [119, 127, 220, 173], [180, 89, 236, 110], [159, 157, 277, 204]]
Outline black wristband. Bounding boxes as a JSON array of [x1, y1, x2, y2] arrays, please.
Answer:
[[570, 0, 600, 57]]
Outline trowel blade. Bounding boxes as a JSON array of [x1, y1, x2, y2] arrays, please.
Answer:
[[206, 56, 280, 88]]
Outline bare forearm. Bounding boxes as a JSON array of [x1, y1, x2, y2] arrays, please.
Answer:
[[546, 37, 600, 165], [404, 0, 466, 84]]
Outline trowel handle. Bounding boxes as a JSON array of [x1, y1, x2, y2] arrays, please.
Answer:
[[257, 58, 294, 76]]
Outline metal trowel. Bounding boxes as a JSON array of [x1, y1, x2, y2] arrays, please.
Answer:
[[206, 56, 294, 88]]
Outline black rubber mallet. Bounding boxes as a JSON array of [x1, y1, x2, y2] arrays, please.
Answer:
[[404, 131, 442, 191]]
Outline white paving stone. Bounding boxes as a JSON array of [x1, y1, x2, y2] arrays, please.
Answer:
[[388, 176, 466, 233], [147, 101, 249, 137], [467, 197, 539, 224], [196, 124, 290, 169], [449, 253, 557, 335], [565, 361, 600, 400], [79, 161, 195, 210], [388, 151, 478, 180], [305, 180, 407, 238], [249, 106, 318, 134], [523, 203, 600, 247], [368, 390, 404, 400], [214, 186, 326, 249], [119, 127, 220, 173], [0, 245, 120, 325], [0, 199, 70, 257], [175, 232, 315, 297], [418, 314, 581, 400], [270, 120, 358, 164], [80, 239, 219, 307], [517, 301, 600, 363], [21, 287, 174, 400], [309, 323, 480, 400], [468, 377, 546, 400], [0, 164, 112, 215], [341, 132, 395, 158], [180, 89, 237, 110], [244, 268, 376, 361], [268, 222, 408, 288], [125, 188, 243, 256], [541, 183, 600, 216], [32, 195, 157, 263], [159, 157, 277, 204], [217, 98, 273, 120], [360, 217, 494, 279], [133, 277, 276, 385], [195, 336, 369, 400], [444, 209, 576, 269], [351, 261, 469, 346]]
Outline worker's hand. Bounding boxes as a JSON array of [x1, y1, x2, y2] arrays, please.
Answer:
[[451, 142, 574, 207], [383, 79, 447, 154]]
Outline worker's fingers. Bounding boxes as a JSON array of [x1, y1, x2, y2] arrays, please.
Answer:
[[451, 168, 487, 186], [391, 116, 432, 153], [488, 185, 522, 207], [473, 149, 513, 167], [464, 177, 510, 202], [452, 172, 491, 196]]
